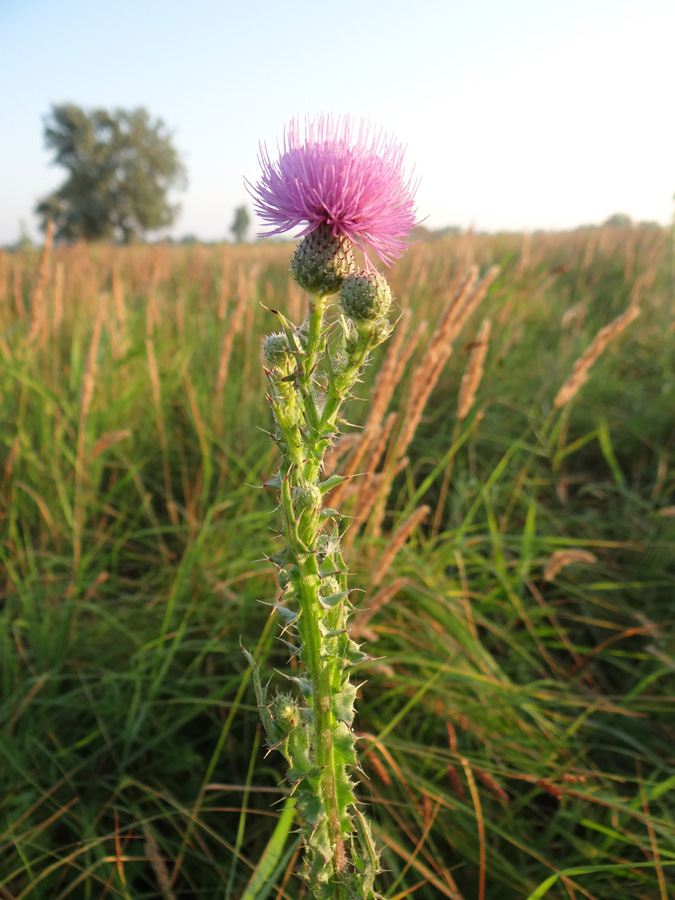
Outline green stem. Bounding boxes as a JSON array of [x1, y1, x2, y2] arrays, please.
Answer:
[[298, 294, 327, 451], [258, 284, 383, 897], [320, 339, 372, 435], [302, 558, 344, 870], [283, 289, 351, 889], [281, 491, 347, 892], [303, 294, 327, 362]]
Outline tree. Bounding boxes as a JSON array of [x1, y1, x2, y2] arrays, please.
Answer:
[[230, 205, 250, 243], [36, 104, 187, 243], [603, 213, 632, 229]]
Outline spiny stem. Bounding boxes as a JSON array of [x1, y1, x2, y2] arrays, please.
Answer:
[[291, 295, 348, 881], [251, 264, 392, 897]]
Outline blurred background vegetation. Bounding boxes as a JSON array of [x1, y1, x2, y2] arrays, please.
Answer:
[[0, 221, 673, 898]]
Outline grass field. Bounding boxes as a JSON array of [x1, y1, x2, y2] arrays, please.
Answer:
[[1, 225, 674, 899]]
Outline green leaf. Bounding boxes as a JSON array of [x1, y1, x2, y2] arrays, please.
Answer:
[[285, 728, 315, 782], [352, 809, 380, 893], [308, 818, 332, 864], [241, 796, 298, 900], [333, 722, 357, 767], [318, 474, 348, 494], [274, 604, 300, 626], [295, 789, 325, 828], [318, 590, 350, 610], [332, 681, 357, 725]]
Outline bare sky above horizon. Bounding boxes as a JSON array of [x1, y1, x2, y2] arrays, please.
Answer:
[[1, 0, 673, 245]]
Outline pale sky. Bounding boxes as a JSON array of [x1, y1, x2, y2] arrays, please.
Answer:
[[1, 0, 673, 245]]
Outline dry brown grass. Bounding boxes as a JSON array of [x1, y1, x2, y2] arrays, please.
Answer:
[[554, 302, 641, 408], [432, 314, 492, 537], [2, 224, 666, 591], [73, 299, 105, 571], [392, 266, 499, 463], [13, 259, 26, 322], [27, 220, 54, 345], [214, 265, 257, 437], [52, 261, 65, 333], [370, 505, 430, 588], [543, 550, 598, 582], [328, 312, 426, 510], [112, 265, 129, 355], [350, 576, 409, 641], [457, 316, 491, 423]]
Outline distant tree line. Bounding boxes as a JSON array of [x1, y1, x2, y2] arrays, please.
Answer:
[[11, 105, 668, 250]]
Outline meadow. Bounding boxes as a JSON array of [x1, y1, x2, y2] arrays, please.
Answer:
[[0, 225, 673, 899]]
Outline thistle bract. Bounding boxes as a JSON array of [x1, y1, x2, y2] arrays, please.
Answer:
[[291, 225, 356, 296]]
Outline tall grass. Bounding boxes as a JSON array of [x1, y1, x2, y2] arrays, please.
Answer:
[[1, 225, 673, 898]]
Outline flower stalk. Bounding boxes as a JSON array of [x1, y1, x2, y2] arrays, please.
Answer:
[[244, 115, 418, 898]]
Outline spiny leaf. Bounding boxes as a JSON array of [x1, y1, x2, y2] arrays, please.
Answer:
[[319, 508, 342, 520], [318, 590, 350, 610], [338, 634, 370, 667], [281, 673, 313, 695], [334, 767, 358, 834], [332, 681, 357, 725], [308, 818, 333, 865], [294, 789, 324, 828], [318, 473, 348, 494], [242, 646, 284, 746], [274, 604, 301, 626], [285, 748, 317, 784], [352, 809, 380, 894], [333, 722, 357, 767], [266, 544, 286, 564]]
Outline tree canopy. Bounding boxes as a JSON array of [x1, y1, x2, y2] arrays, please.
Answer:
[[230, 205, 251, 243], [36, 104, 187, 243]]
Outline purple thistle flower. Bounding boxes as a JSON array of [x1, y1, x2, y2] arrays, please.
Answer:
[[248, 115, 420, 268]]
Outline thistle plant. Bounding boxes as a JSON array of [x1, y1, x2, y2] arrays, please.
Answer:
[[244, 115, 418, 898]]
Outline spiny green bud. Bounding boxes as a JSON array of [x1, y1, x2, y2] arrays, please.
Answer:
[[340, 271, 392, 322], [341, 318, 360, 354], [263, 332, 294, 373], [269, 693, 299, 732], [291, 226, 356, 296], [370, 317, 395, 347], [319, 576, 341, 600], [292, 483, 322, 515]]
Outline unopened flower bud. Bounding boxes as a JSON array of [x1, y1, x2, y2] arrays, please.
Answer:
[[270, 693, 299, 731], [263, 332, 294, 376], [341, 318, 360, 354], [370, 317, 394, 347], [291, 226, 356, 296], [319, 576, 341, 600], [340, 271, 392, 322], [292, 483, 322, 513]]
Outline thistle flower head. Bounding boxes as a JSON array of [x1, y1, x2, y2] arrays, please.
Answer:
[[249, 114, 419, 268]]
